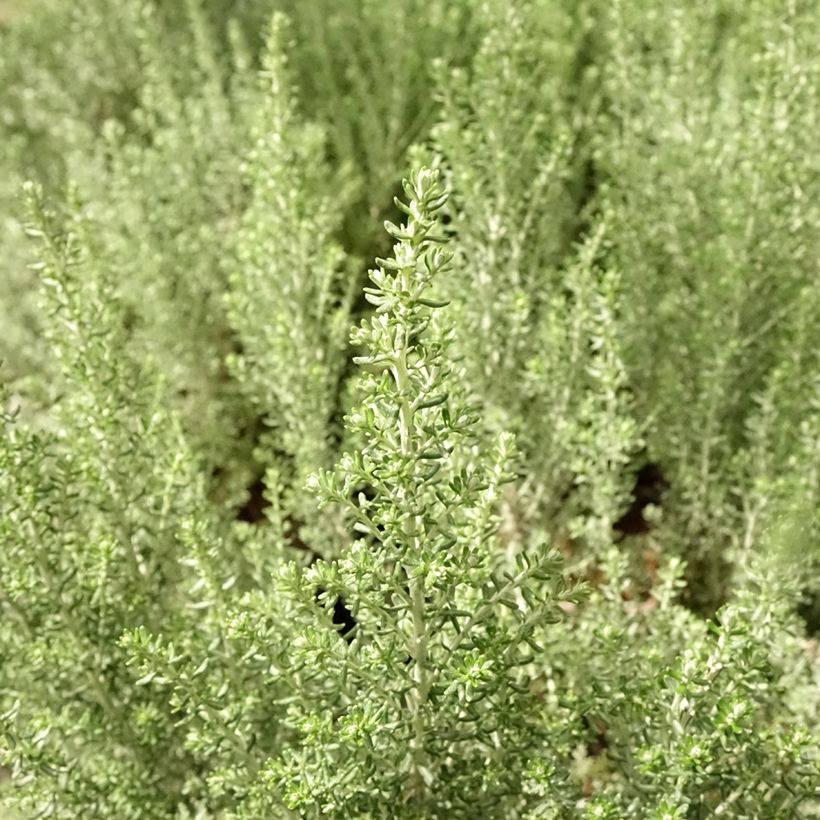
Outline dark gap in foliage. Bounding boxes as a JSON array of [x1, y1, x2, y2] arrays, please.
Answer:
[[613, 462, 668, 539], [566, 154, 599, 247], [584, 715, 609, 758], [284, 514, 313, 554], [233, 473, 313, 551], [578, 715, 610, 798], [310, 551, 357, 643], [122, 304, 138, 333], [681, 552, 732, 619], [797, 590, 820, 638], [235, 476, 270, 524], [330, 596, 357, 641]]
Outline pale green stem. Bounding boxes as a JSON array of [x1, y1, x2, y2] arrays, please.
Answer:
[[392, 252, 431, 797]]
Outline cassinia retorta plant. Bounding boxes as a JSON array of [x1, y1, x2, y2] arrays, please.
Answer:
[[0, 0, 818, 817]]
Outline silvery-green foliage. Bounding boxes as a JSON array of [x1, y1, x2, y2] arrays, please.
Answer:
[[114, 170, 581, 819], [0, 185, 204, 818], [263, 169, 576, 816], [275, 0, 479, 247], [226, 15, 355, 555], [0, 0, 264, 501], [91, 0, 261, 495], [0, 1, 818, 817], [0, 0, 146, 405], [552, 225, 642, 561], [594, 0, 820, 605], [432, 1, 641, 561], [431, 0, 577, 428], [527, 556, 819, 818]]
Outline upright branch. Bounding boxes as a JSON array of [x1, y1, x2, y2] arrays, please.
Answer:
[[298, 168, 574, 813]]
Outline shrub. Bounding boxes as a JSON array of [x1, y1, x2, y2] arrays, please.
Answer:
[[0, 1, 817, 817]]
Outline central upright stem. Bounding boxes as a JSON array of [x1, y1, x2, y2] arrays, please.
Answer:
[[393, 259, 430, 795]]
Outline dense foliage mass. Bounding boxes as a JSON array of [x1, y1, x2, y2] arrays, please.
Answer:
[[0, 1, 818, 817]]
